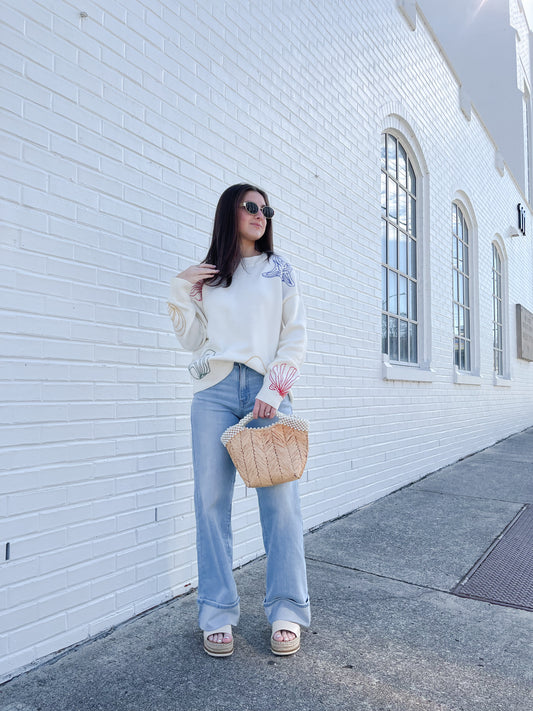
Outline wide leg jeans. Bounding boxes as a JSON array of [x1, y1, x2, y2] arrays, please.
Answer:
[[190, 363, 310, 633]]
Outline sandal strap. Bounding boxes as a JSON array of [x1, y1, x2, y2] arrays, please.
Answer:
[[271, 620, 300, 637], [203, 624, 232, 640]]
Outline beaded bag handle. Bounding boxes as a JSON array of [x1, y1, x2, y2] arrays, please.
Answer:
[[221, 411, 309, 447]]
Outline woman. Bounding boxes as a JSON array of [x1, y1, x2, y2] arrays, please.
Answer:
[[167, 183, 310, 657]]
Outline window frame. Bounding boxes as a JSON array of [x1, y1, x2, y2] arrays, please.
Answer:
[[452, 203, 472, 373], [381, 131, 419, 366], [379, 115, 432, 384], [492, 243, 503, 376], [491, 237, 511, 384], [451, 195, 480, 385]]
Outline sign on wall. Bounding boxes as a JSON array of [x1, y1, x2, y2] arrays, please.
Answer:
[[516, 304, 533, 361]]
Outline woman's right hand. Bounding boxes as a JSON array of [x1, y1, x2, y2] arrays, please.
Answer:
[[177, 263, 219, 284]]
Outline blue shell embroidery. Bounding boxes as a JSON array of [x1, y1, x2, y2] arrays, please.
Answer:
[[261, 255, 295, 286]]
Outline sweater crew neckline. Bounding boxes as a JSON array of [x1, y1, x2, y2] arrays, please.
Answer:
[[241, 253, 267, 262]]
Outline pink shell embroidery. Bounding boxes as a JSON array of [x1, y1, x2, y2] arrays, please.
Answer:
[[268, 364, 299, 398], [190, 281, 203, 302]]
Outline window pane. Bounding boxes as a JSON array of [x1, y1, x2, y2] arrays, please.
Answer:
[[399, 319, 408, 361], [465, 341, 471, 371], [398, 144, 407, 187], [463, 221, 469, 245], [399, 231, 407, 273], [382, 266, 388, 311], [381, 134, 387, 170], [408, 196, 416, 236], [409, 279, 417, 320], [495, 323, 502, 349], [388, 177, 397, 220], [389, 317, 398, 360], [387, 135, 397, 177], [388, 224, 398, 269], [453, 271, 458, 302], [409, 238, 417, 277], [458, 273, 464, 303], [381, 172, 387, 213], [409, 322, 417, 363], [460, 340, 465, 371], [399, 275, 408, 317], [408, 161, 416, 194], [398, 188, 407, 228], [457, 239, 463, 271], [464, 307, 470, 338], [382, 313, 388, 354], [381, 220, 387, 263], [463, 244, 469, 273], [454, 336, 460, 367], [464, 276, 469, 307], [388, 270, 398, 314], [457, 214, 463, 241], [458, 305, 465, 337]]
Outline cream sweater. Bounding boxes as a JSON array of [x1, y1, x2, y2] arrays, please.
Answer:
[[167, 253, 306, 410]]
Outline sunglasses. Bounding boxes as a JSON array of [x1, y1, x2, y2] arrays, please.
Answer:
[[239, 201, 275, 219]]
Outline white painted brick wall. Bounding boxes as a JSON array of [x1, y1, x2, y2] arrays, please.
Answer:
[[1, 0, 532, 681]]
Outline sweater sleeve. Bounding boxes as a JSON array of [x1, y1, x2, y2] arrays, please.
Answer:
[[167, 277, 207, 352], [255, 269, 307, 410]]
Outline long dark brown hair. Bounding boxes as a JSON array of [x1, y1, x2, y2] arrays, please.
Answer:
[[204, 183, 274, 287]]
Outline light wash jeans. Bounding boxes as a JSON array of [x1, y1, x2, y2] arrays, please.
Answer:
[[191, 363, 310, 633]]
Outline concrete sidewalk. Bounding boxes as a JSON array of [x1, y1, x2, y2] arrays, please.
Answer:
[[1, 428, 532, 711]]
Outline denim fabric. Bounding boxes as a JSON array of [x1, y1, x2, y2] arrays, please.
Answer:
[[191, 363, 310, 632]]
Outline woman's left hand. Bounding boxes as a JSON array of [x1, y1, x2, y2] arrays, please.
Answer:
[[253, 399, 276, 419]]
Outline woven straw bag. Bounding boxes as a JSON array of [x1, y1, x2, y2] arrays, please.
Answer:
[[221, 411, 309, 488]]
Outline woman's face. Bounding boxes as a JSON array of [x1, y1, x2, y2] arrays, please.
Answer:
[[237, 190, 268, 252]]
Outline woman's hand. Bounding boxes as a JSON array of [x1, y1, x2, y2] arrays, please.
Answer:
[[177, 263, 219, 284], [253, 398, 276, 419]]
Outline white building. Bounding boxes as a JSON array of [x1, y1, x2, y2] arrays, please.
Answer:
[[1, 0, 532, 682]]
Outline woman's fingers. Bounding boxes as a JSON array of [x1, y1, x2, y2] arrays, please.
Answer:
[[177, 263, 219, 283], [253, 398, 276, 419]]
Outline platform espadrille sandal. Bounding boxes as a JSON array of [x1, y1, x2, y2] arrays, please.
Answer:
[[271, 621, 301, 656], [203, 625, 234, 657]]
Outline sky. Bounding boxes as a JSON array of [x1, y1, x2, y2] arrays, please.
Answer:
[[523, 0, 533, 28]]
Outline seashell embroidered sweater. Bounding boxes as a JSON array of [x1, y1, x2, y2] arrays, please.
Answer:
[[167, 253, 306, 410]]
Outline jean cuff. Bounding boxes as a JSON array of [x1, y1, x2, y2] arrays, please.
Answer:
[[264, 597, 311, 627]]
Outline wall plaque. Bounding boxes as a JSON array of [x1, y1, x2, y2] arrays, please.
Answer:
[[516, 304, 533, 361]]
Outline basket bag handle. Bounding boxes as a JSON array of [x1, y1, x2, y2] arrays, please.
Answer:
[[220, 411, 309, 447]]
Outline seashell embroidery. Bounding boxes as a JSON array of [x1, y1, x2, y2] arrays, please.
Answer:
[[190, 281, 204, 301], [167, 303, 186, 336], [188, 349, 216, 380], [268, 363, 299, 398], [261, 255, 295, 286]]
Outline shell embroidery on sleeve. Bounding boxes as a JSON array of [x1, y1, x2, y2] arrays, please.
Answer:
[[188, 349, 216, 380], [261, 255, 295, 286], [190, 281, 204, 301], [269, 363, 299, 398], [167, 303, 186, 336]]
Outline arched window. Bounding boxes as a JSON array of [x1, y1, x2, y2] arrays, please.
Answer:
[[492, 243, 504, 376], [452, 203, 471, 371], [381, 132, 418, 364]]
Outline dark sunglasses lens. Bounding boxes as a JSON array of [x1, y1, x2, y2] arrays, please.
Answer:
[[244, 201, 259, 214], [261, 206, 274, 219]]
